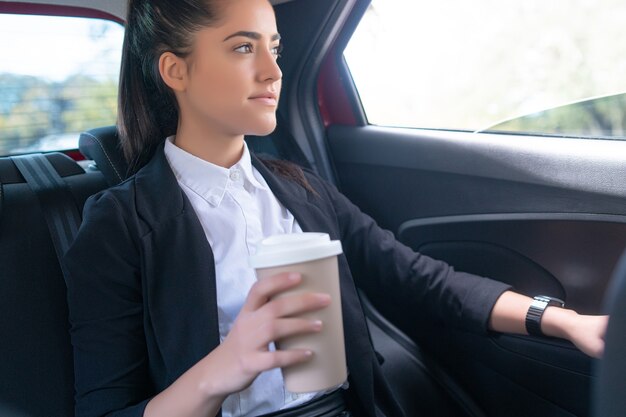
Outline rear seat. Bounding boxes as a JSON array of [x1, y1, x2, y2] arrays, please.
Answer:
[[0, 124, 307, 416], [1, 125, 487, 417], [0, 152, 107, 417], [0, 124, 308, 416]]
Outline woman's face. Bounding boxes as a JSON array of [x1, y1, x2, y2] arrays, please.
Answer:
[[180, 0, 283, 137]]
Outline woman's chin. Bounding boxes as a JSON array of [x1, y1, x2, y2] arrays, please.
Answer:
[[245, 119, 278, 136]]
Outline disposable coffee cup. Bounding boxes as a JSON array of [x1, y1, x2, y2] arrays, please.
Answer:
[[249, 232, 347, 393]]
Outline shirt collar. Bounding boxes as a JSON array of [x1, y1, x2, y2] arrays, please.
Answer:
[[163, 136, 268, 207]]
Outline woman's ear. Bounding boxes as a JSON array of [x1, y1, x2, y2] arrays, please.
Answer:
[[159, 52, 188, 92]]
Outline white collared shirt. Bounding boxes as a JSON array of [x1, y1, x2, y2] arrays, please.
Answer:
[[163, 136, 345, 416]]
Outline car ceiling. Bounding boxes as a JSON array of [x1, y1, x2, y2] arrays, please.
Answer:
[[2, 0, 294, 21]]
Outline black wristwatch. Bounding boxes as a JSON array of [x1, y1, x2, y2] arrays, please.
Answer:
[[525, 295, 565, 337]]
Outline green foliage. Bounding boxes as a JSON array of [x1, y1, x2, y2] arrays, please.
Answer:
[[488, 94, 626, 138], [0, 72, 117, 155]]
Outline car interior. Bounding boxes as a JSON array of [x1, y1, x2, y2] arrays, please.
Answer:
[[1, 0, 625, 416]]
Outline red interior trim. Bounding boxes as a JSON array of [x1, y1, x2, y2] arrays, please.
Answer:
[[317, 51, 358, 127], [0, 1, 124, 24], [63, 150, 85, 161]]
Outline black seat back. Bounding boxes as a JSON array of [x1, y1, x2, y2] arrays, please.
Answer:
[[0, 153, 107, 417], [78, 127, 128, 187], [594, 250, 626, 417]]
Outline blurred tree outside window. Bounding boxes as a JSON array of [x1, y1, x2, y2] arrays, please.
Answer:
[[0, 14, 123, 155]]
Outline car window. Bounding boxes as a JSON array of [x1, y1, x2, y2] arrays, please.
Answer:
[[0, 13, 124, 155], [344, 0, 626, 139], [482, 93, 626, 138]]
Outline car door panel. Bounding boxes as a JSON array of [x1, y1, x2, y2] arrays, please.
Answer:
[[326, 124, 625, 416], [400, 215, 626, 314]]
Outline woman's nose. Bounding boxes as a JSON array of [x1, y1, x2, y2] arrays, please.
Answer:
[[258, 48, 283, 82]]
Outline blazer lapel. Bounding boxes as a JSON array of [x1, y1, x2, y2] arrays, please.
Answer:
[[134, 145, 222, 387]]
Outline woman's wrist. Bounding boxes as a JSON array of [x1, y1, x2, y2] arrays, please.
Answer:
[[540, 306, 579, 340], [197, 344, 233, 400], [143, 347, 228, 417]]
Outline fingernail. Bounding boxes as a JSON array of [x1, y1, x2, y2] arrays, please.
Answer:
[[312, 320, 323, 330], [304, 350, 313, 357], [317, 294, 331, 303], [288, 273, 301, 281]]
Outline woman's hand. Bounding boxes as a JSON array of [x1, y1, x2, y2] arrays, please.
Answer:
[[542, 307, 609, 358], [489, 291, 609, 358], [202, 272, 330, 397], [144, 272, 328, 417]]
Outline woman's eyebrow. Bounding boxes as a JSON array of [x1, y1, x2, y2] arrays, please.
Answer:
[[223, 31, 281, 42]]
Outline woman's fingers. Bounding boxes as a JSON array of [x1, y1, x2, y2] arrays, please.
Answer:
[[222, 272, 331, 390], [254, 349, 314, 372], [243, 272, 301, 312], [254, 317, 323, 347], [243, 273, 332, 319], [258, 292, 331, 320]]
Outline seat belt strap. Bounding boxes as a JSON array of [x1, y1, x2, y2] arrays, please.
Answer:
[[10, 154, 82, 273]]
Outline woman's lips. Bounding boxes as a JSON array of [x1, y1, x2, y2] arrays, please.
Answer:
[[249, 90, 278, 106], [249, 96, 278, 106]]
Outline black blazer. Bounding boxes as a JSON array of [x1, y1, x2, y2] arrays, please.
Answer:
[[63, 143, 511, 417]]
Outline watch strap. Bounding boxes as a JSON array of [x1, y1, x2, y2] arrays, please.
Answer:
[[525, 295, 565, 336]]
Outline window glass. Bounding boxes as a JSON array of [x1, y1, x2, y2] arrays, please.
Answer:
[[483, 93, 626, 138], [344, 0, 626, 138], [0, 14, 124, 155]]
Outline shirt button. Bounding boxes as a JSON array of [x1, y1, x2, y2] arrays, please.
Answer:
[[230, 170, 241, 182], [208, 194, 220, 206]]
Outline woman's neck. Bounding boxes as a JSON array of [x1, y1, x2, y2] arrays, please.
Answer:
[[174, 118, 245, 169]]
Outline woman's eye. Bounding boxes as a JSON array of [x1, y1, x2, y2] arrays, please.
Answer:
[[272, 43, 284, 57], [234, 44, 253, 54], [234, 42, 282, 57]]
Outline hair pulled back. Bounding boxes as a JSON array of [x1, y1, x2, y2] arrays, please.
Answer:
[[118, 0, 224, 174]]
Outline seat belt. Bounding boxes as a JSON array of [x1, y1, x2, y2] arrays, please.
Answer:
[[10, 154, 82, 277]]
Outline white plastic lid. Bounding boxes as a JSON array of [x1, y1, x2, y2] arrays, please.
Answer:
[[249, 232, 343, 269]]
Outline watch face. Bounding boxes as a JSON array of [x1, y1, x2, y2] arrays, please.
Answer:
[[527, 295, 565, 337], [531, 298, 549, 309], [535, 295, 565, 307]]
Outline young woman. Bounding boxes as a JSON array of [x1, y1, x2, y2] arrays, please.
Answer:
[[63, 0, 608, 416]]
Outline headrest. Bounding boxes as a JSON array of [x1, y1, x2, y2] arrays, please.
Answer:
[[594, 251, 626, 416], [79, 126, 128, 187]]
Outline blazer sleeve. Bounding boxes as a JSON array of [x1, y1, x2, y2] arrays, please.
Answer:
[[310, 174, 512, 334], [63, 191, 154, 417]]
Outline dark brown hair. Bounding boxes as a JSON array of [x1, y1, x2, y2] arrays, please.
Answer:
[[118, 0, 317, 196], [118, 0, 222, 174], [260, 158, 318, 196]]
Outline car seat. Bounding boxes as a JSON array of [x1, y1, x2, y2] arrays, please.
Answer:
[[0, 152, 107, 416]]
